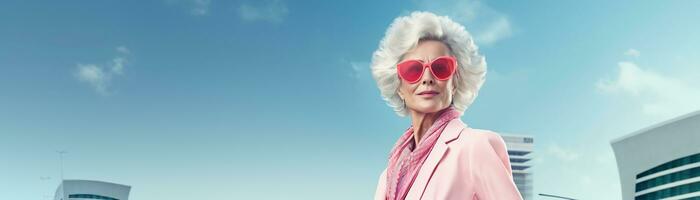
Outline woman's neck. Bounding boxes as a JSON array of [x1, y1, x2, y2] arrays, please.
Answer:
[[409, 111, 440, 146]]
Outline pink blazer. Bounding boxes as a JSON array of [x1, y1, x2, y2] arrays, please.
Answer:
[[374, 119, 523, 200]]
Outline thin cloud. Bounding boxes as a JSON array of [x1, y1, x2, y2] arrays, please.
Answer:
[[76, 64, 109, 95], [414, 0, 513, 45], [116, 46, 131, 54], [597, 50, 700, 118], [547, 143, 580, 162], [349, 61, 368, 79], [191, 0, 211, 15], [475, 16, 512, 45], [111, 57, 126, 75], [112, 46, 129, 75], [624, 48, 640, 57], [75, 46, 131, 96], [165, 0, 211, 16], [237, 0, 289, 23]]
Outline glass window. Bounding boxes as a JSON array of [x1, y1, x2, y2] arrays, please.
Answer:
[[637, 153, 700, 179]]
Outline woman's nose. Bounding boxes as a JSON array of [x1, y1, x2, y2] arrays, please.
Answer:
[[421, 67, 435, 85]]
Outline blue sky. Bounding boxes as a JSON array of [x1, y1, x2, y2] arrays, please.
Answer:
[[2, 0, 700, 199]]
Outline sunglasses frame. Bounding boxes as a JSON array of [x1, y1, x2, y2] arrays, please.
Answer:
[[396, 55, 457, 84]]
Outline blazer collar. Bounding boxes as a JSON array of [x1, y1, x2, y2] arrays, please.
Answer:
[[405, 118, 466, 199]]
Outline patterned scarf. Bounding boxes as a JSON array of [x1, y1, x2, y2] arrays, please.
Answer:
[[385, 107, 461, 200]]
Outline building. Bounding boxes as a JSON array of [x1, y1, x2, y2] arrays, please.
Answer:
[[54, 180, 131, 200], [611, 110, 700, 200], [502, 134, 535, 200]]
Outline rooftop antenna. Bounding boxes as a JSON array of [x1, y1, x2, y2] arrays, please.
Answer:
[[56, 150, 67, 200], [56, 150, 67, 181]]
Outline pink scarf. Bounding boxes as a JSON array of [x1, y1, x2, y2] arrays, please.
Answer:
[[385, 107, 461, 200]]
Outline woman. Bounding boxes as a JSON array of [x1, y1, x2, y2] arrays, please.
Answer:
[[370, 11, 522, 200]]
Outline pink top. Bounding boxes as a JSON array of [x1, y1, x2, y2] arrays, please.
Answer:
[[374, 119, 523, 200], [393, 139, 414, 196], [385, 108, 460, 200]]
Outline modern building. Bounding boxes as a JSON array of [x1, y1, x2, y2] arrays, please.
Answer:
[[54, 180, 131, 200], [502, 134, 535, 200], [611, 110, 700, 200]]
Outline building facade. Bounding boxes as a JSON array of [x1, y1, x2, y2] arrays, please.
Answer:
[[611, 110, 700, 200], [502, 134, 535, 200], [54, 180, 130, 200]]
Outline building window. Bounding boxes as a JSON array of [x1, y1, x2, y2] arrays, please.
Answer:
[[508, 150, 531, 156], [635, 181, 700, 200], [637, 153, 700, 179], [68, 194, 119, 200], [636, 166, 700, 192]]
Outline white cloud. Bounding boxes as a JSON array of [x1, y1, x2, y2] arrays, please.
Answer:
[[475, 16, 512, 45], [76, 64, 109, 95], [349, 61, 368, 79], [191, 0, 210, 15], [112, 46, 129, 75], [624, 48, 640, 57], [166, 0, 211, 16], [597, 52, 700, 118], [116, 46, 130, 54], [547, 143, 580, 162], [414, 0, 513, 45], [111, 57, 126, 75], [237, 0, 289, 23], [75, 46, 131, 96]]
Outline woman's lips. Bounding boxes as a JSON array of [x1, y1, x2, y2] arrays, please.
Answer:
[[417, 90, 439, 97]]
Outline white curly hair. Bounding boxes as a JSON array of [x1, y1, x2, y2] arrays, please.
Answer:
[[371, 11, 487, 117]]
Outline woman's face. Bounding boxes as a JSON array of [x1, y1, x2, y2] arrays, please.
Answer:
[[397, 40, 456, 115]]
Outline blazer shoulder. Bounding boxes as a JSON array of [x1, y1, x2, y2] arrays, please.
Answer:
[[454, 128, 507, 153], [449, 128, 510, 170]]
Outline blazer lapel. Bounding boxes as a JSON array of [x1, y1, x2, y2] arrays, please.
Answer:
[[404, 119, 466, 200]]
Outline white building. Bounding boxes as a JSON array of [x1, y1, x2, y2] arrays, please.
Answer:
[[611, 110, 700, 200], [54, 180, 130, 200], [502, 134, 535, 200]]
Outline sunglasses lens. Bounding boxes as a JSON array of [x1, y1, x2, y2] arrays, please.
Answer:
[[431, 58, 454, 80], [398, 61, 423, 82]]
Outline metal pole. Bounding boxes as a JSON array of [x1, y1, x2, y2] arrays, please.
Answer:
[[539, 193, 577, 200], [56, 150, 66, 181]]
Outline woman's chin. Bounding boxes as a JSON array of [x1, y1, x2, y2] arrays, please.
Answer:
[[410, 104, 449, 114]]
